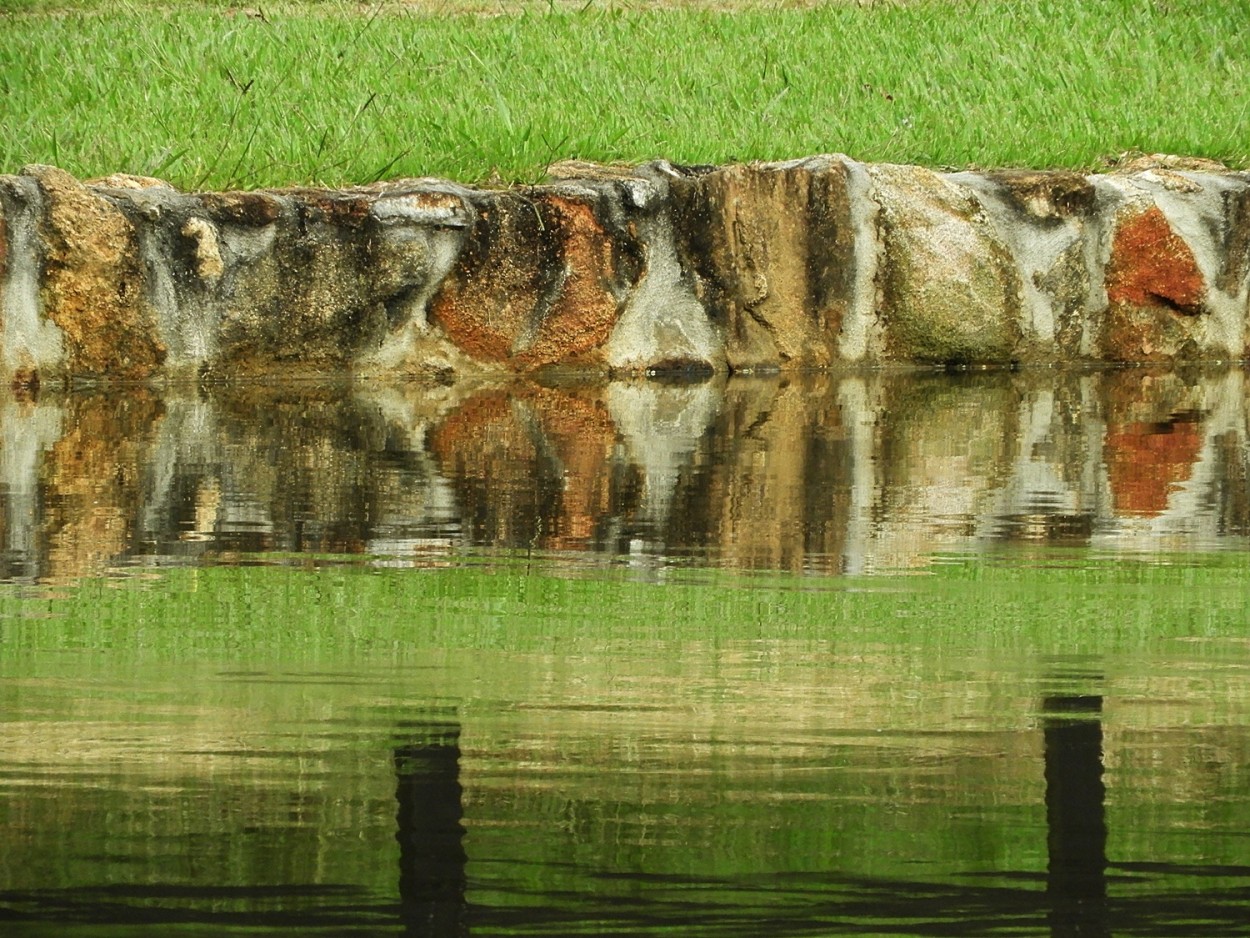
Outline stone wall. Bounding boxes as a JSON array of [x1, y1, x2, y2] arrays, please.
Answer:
[[1, 155, 1247, 383]]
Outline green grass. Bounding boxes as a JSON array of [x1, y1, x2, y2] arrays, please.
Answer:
[[1, 0, 1248, 189], [3, 548, 1247, 661]]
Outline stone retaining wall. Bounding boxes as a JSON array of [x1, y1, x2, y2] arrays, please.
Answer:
[[1, 155, 1247, 383]]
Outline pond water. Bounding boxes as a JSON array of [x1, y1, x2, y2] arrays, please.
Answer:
[[1, 367, 1248, 937]]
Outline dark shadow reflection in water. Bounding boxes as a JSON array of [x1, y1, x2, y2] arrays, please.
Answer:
[[395, 720, 470, 938], [1044, 679, 1109, 938]]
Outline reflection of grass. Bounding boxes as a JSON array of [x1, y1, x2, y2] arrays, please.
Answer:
[[1, 0, 1246, 188], [3, 547, 1248, 915], [1, 548, 1247, 660]]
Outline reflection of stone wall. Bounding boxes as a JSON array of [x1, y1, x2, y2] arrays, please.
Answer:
[[39, 393, 162, 584], [4, 155, 1250, 382], [1, 370, 1248, 582]]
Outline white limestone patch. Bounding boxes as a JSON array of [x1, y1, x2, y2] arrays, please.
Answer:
[[605, 173, 723, 374], [372, 188, 473, 228], [835, 156, 883, 363], [951, 172, 1086, 348], [360, 224, 471, 372], [0, 177, 65, 374]]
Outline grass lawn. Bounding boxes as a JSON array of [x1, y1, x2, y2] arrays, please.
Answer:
[[1, 0, 1247, 189]]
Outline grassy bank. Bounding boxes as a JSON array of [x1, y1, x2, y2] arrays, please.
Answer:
[[1, 0, 1247, 188]]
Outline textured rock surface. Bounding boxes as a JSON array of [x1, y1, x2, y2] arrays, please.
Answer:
[[1, 156, 1249, 383], [668, 157, 854, 370], [28, 165, 165, 378], [872, 164, 1024, 362], [428, 186, 643, 372]]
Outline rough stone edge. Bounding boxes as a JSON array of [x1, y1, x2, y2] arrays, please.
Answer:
[[2, 156, 1249, 386]]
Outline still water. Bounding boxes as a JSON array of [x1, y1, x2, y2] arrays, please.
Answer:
[[1, 367, 1248, 936]]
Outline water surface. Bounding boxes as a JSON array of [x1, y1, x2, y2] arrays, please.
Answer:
[[1, 368, 1248, 936]]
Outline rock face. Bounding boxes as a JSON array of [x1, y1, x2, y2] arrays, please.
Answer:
[[1, 156, 1248, 383], [872, 164, 1024, 362], [668, 157, 856, 370]]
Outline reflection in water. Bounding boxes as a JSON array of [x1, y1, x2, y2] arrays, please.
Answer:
[[395, 721, 469, 938], [2, 369, 1249, 937], [1044, 682, 1109, 938], [1, 368, 1248, 584]]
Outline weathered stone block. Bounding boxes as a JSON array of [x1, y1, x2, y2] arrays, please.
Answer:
[[180, 185, 471, 374], [3, 158, 1249, 381], [26, 164, 166, 378], [872, 165, 1024, 363], [668, 157, 855, 370], [958, 170, 1100, 360], [428, 186, 643, 371]]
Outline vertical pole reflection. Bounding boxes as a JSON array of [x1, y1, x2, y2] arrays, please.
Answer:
[[394, 722, 469, 937], [1043, 693, 1109, 938]]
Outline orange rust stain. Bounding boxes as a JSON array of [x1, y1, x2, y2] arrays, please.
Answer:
[[1106, 206, 1206, 312], [517, 197, 620, 368], [1104, 417, 1203, 516], [428, 203, 542, 363], [429, 194, 624, 370]]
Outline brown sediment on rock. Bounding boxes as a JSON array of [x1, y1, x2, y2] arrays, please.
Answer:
[[427, 194, 549, 362], [668, 158, 854, 370], [2, 157, 1250, 381], [428, 187, 641, 371], [985, 170, 1097, 221], [200, 191, 283, 227], [512, 196, 631, 369], [27, 165, 166, 378]]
